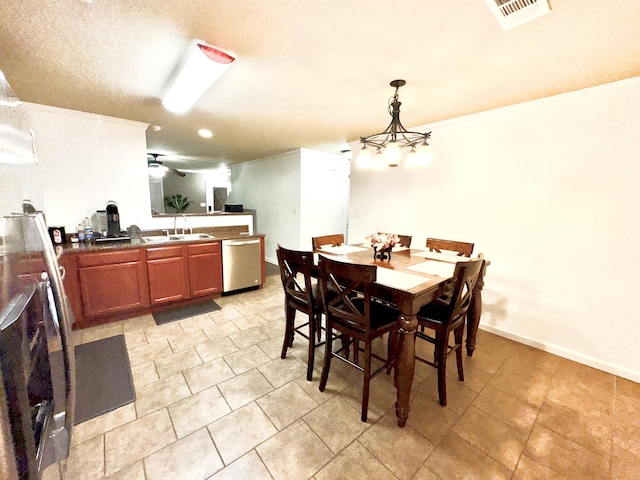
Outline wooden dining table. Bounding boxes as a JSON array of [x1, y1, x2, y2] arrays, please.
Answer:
[[315, 244, 488, 427]]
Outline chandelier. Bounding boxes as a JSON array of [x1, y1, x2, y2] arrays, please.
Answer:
[[357, 80, 432, 170]]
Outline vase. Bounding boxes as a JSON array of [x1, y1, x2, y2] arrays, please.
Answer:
[[373, 245, 392, 261]]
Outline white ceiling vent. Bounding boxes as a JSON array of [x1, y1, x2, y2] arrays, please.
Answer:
[[483, 0, 551, 30]]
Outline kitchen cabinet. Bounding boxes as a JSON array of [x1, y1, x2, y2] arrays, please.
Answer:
[[187, 242, 222, 297], [63, 237, 253, 329], [77, 249, 150, 318], [146, 245, 190, 305]]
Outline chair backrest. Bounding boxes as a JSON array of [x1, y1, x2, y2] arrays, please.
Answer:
[[276, 245, 316, 311], [312, 234, 345, 252], [445, 255, 484, 325], [426, 237, 474, 257], [397, 235, 412, 248], [318, 255, 375, 336]]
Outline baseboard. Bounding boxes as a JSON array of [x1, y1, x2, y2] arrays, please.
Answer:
[[479, 323, 640, 384]]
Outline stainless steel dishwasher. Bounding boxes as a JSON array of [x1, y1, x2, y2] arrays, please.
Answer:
[[221, 238, 262, 293]]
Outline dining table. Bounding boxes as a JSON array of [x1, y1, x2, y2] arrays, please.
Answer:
[[315, 244, 488, 427]]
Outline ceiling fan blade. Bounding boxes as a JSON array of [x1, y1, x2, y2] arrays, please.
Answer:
[[169, 167, 186, 177], [147, 153, 185, 176]]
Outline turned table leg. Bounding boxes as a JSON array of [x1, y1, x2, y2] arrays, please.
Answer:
[[394, 313, 418, 427]]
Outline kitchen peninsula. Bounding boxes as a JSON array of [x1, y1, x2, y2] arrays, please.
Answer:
[[59, 223, 264, 330]]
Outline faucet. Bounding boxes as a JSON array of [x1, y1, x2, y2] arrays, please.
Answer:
[[174, 214, 190, 235]]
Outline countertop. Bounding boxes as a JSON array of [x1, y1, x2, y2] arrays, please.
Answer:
[[58, 229, 263, 255]]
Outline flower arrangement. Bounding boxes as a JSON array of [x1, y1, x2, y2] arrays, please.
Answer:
[[366, 233, 400, 250]]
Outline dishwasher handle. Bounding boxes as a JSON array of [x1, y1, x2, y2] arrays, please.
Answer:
[[224, 239, 261, 246]]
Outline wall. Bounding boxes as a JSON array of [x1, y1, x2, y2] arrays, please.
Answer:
[[348, 77, 640, 382], [299, 149, 350, 250], [229, 151, 301, 264], [26, 103, 150, 231], [162, 171, 207, 214]]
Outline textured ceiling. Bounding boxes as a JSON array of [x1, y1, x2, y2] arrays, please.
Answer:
[[1, 0, 639, 170]]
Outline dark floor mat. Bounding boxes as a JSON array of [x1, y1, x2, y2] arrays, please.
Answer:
[[74, 334, 135, 424], [153, 300, 221, 325]]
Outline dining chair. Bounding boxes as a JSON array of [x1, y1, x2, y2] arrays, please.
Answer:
[[276, 245, 325, 381], [318, 255, 399, 422], [415, 255, 484, 406], [397, 235, 412, 247], [311, 233, 345, 252], [426, 237, 474, 257]]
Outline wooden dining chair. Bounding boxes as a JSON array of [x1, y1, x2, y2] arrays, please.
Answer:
[[276, 245, 325, 381], [426, 238, 474, 257], [311, 234, 345, 252], [415, 255, 484, 406], [318, 255, 399, 422], [397, 235, 412, 247]]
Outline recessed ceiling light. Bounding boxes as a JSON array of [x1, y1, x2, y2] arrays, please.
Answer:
[[150, 125, 162, 132], [198, 129, 213, 138]]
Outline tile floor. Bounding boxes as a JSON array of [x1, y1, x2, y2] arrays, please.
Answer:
[[43, 268, 640, 480]]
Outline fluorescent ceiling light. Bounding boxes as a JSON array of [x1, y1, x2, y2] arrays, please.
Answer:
[[162, 40, 235, 114]]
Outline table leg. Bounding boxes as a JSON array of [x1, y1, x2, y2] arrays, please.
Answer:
[[394, 313, 418, 427], [466, 259, 487, 356]]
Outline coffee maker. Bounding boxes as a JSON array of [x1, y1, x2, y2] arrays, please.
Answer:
[[106, 201, 121, 237]]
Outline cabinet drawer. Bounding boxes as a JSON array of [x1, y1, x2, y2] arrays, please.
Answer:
[[187, 242, 219, 255], [77, 249, 142, 267], [146, 245, 184, 260]]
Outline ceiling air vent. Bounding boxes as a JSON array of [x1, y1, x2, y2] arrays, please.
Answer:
[[483, 0, 551, 30]]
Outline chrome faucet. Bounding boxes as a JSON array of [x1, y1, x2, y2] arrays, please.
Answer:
[[174, 214, 190, 235]]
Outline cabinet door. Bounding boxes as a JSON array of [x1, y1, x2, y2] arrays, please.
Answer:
[[79, 261, 149, 318], [188, 243, 222, 297], [147, 256, 190, 305]]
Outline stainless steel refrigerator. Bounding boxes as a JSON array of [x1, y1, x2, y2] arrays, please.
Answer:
[[0, 71, 76, 479]]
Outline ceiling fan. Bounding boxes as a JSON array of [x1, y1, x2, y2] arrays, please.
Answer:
[[147, 153, 186, 177]]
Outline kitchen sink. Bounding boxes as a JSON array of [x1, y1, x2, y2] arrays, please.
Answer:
[[170, 233, 216, 241], [141, 233, 215, 244]]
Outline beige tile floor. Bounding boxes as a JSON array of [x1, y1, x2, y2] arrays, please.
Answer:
[[43, 269, 640, 480]]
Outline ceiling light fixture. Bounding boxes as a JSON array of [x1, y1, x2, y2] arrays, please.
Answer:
[[198, 128, 213, 138], [162, 40, 235, 114], [357, 80, 432, 170]]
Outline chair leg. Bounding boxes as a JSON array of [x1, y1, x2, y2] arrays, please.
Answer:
[[306, 313, 318, 381], [316, 313, 322, 342], [353, 339, 359, 365], [281, 303, 296, 359], [361, 341, 372, 422], [454, 325, 464, 382], [386, 329, 398, 375], [319, 323, 333, 392], [435, 331, 448, 406]]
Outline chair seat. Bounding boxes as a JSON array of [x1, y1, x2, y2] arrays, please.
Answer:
[[352, 298, 399, 330], [416, 298, 449, 323], [287, 282, 324, 313]]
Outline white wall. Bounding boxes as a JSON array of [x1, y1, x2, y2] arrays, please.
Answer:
[[299, 149, 350, 250], [26, 103, 150, 231], [229, 151, 302, 263], [349, 77, 640, 382]]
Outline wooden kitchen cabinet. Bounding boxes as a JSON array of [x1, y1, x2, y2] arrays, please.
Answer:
[[146, 245, 190, 305], [77, 249, 150, 318], [187, 242, 222, 297]]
